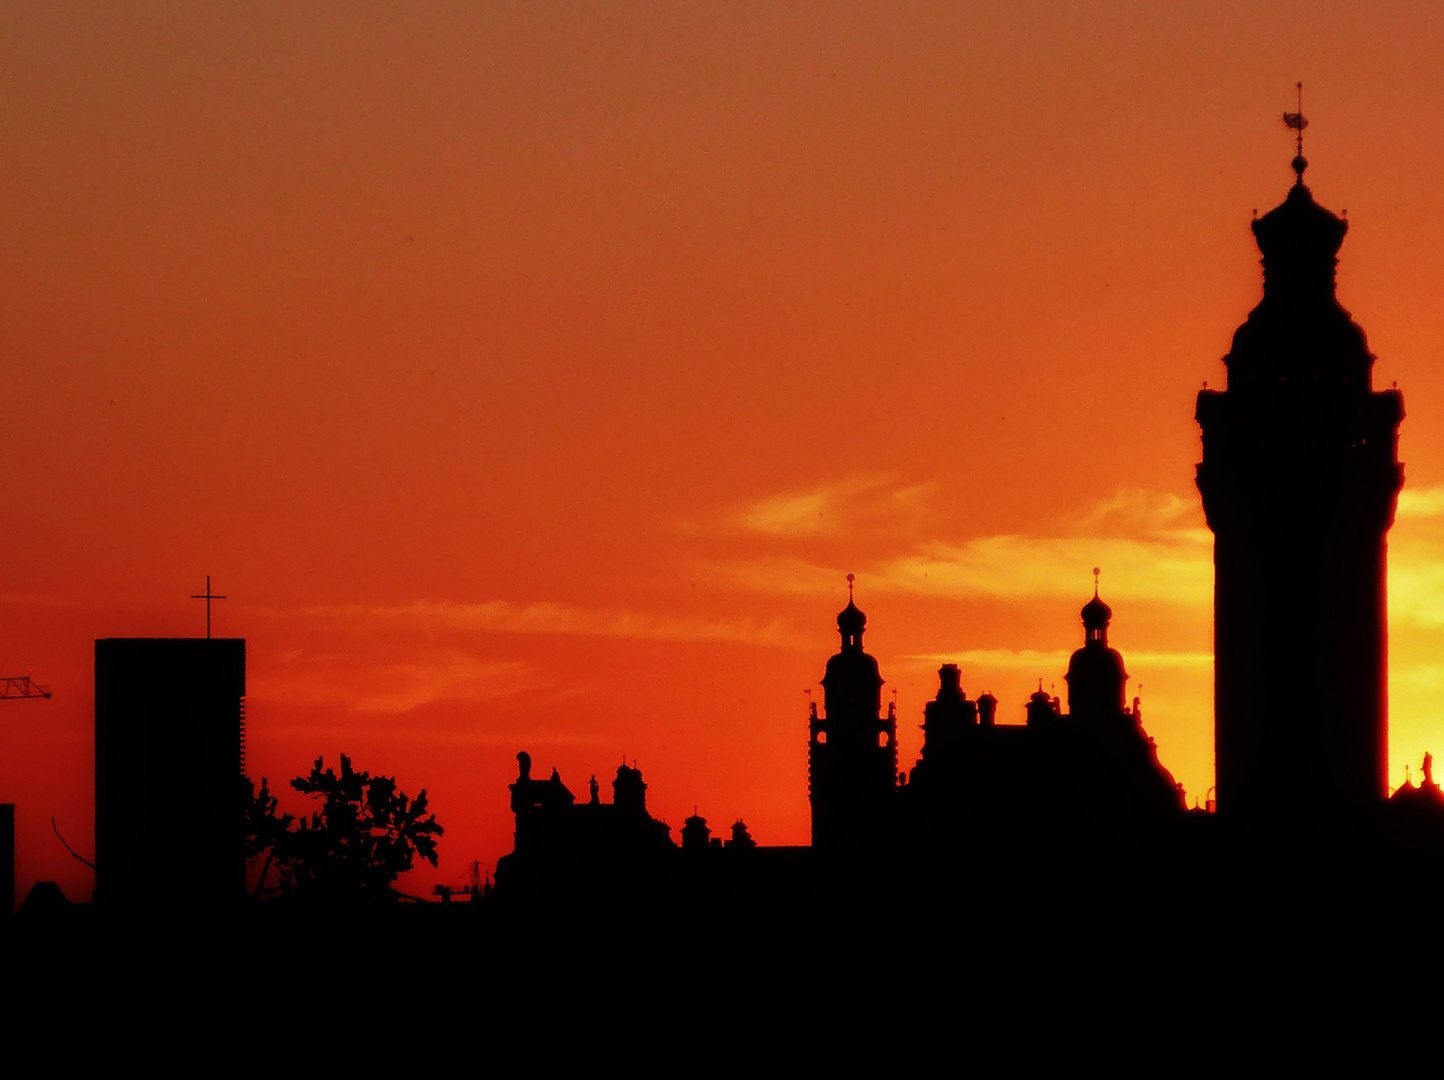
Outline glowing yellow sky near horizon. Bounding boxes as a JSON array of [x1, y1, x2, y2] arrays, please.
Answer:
[[5, 2, 1444, 901]]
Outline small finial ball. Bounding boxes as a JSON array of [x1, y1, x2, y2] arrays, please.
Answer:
[[846, 573, 855, 584]]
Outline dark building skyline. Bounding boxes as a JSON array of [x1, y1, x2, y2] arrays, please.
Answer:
[[493, 146, 1422, 897], [41, 141, 1435, 922], [493, 579, 1187, 907], [1196, 154, 1404, 827]]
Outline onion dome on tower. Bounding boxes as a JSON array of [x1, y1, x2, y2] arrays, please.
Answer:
[[1081, 591, 1112, 642], [822, 575, 883, 721], [1065, 570, 1128, 720]]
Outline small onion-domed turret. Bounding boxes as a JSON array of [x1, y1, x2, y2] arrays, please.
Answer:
[[1081, 592, 1112, 641], [681, 810, 711, 852], [1026, 682, 1059, 727], [1066, 588, 1129, 719]]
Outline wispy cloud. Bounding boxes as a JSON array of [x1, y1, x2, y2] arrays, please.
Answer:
[[272, 599, 804, 649], [1397, 484, 1444, 521], [715, 485, 1213, 606], [1389, 560, 1444, 629], [905, 648, 1213, 670], [1058, 487, 1210, 543], [870, 534, 1212, 605], [257, 723, 602, 750], [726, 474, 936, 538], [1387, 484, 1444, 629], [1394, 662, 1444, 692], [253, 650, 538, 714]]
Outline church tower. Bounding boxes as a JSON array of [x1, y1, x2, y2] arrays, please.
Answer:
[[808, 578, 897, 849], [1196, 122, 1404, 825]]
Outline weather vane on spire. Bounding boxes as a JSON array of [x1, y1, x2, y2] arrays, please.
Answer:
[[1283, 81, 1309, 184]]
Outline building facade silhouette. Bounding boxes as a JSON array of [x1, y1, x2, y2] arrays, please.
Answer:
[[900, 588, 1184, 841], [94, 638, 246, 908], [1196, 158, 1404, 826]]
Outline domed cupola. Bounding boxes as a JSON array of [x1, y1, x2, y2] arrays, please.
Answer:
[[1219, 87, 1374, 395], [1251, 178, 1348, 302], [837, 572, 867, 649], [824, 576, 882, 695], [1065, 571, 1128, 719], [680, 810, 711, 852], [1252, 85, 1348, 299], [1081, 589, 1112, 645], [1253, 178, 1347, 260]]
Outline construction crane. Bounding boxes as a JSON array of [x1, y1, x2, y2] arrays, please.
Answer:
[[0, 676, 50, 700], [433, 859, 489, 902]]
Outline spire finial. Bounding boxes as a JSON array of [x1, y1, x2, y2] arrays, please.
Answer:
[[846, 572, 855, 601], [1092, 566, 1100, 598], [1284, 82, 1309, 183]]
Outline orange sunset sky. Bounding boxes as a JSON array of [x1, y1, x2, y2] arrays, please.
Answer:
[[6, 2, 1444, 903]]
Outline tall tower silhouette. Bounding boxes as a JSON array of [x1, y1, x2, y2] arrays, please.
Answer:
[[1196, 135, 1404, 825], [808, 580, 896, 849], [94, 637, 247, 908]]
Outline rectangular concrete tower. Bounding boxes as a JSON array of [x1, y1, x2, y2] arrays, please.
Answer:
[[94, 638, 246, 908]]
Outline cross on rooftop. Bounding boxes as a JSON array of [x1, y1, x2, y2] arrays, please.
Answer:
[[189, 575, 227, 639]]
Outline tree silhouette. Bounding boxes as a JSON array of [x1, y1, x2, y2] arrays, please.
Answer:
[[244, 775, 294, 899], [246, 755, 443, 902]]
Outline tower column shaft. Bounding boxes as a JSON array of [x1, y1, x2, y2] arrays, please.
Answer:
[[1196, 174, 1402, 827]]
